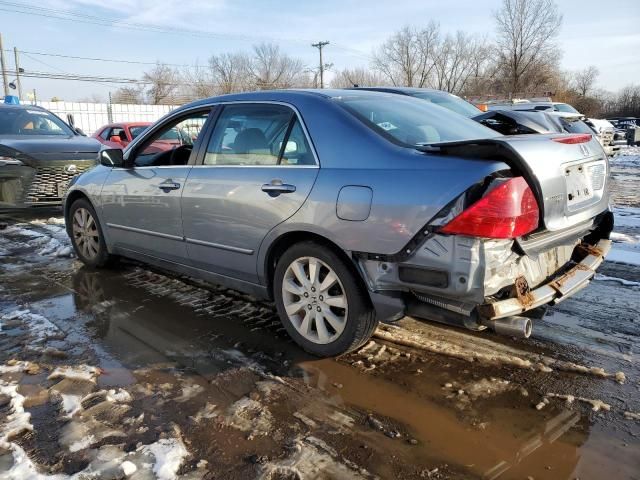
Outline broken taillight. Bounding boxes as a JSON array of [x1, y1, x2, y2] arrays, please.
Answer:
[[552, 134, 592, 144], [439, 177, 539, 239]]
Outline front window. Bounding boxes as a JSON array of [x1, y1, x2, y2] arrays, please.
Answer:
[[0, 108, 74, 136], [132, 111, 209, 167], [412, 92, 482, 118], [336, 94, 500, 146]]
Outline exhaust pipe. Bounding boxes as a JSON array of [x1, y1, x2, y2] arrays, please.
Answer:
[[481, 316, 532, 339]]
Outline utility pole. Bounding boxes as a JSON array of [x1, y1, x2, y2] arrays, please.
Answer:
[[13, 47, 22, 99], [0, 33, 9, 97], [311, 41, 330, 88]]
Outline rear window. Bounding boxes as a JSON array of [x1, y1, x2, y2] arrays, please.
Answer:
[[336, 94, 500, 146], [561, 118, 594, 134], [554, 103, 579, 114]]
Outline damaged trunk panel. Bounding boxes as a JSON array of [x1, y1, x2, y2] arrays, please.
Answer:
[[358, 219, 612, 327]]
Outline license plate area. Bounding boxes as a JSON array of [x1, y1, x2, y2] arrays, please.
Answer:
[[565, 163, 593, 209], [57, 181, 69, 197]]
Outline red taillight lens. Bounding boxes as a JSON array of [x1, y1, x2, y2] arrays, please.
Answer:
[[440, 177, 539, 239], [552, 134, 592, 144]]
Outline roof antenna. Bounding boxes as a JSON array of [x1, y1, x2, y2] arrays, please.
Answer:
[[353, 84, 359, 88]]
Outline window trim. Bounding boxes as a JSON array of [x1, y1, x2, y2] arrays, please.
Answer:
[[194, 101, 320, 168]]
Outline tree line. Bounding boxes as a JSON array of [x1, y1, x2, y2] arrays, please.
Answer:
[[110, 0, 639, 118]]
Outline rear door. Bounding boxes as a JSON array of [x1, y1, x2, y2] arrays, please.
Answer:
[[182, 102, 319, 283], [100, 109, 212, 264]]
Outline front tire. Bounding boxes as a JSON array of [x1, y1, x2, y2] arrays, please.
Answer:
[[274, 241, 378, 356], [69, 198, 113, 268]]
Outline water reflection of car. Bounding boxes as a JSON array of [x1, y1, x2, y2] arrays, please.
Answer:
[[93, 122, 194, 152], [0, 100, 100, 208]]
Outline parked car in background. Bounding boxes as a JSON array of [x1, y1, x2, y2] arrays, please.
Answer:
[[93, 122, 151, 149], [65, 89, 612, 356], [486, 100, 581, 115], [354, 87, 599, 139], [0, 99, 100, 208], [93, 121, 203, 152], [585, 118, 620, 156]]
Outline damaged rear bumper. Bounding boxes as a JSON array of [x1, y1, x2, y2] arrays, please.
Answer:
[[477, 238, 611, 320]]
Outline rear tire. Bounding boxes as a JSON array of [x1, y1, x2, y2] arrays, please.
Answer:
[[68, 198, 113, 268], [274, 241, 378, 357]]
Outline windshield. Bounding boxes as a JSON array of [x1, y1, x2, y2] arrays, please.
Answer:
[[0, 108, 74, 136], [554, 103, 579, 114], [412, 91, 482, 118], [129, 126, 148, 139], [336, 94, 500, 146]]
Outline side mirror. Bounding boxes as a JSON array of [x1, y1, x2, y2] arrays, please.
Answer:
[[100, 148, 125, 168], [109, 135, 123, 144]]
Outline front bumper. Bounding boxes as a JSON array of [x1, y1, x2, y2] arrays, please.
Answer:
[[477, 238, 611, 320]]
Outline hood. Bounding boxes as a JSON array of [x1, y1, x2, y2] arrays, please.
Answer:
[[0, 135, 101, 162]]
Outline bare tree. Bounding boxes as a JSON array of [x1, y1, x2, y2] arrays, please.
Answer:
[[78, 93, 104, 103], [372, 23, 440, 87], [573, 65, 599, 97], [330, 67, 384, 88], [494, 0, 563, 96], [180, 64, 216, 101], [111, 86, 144, 104], [433, 32, 491, 94], [247, 43, 306, 89], [209, 52, 250, 94], [143, 63, 178, 104]]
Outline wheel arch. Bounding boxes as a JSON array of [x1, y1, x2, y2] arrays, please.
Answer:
[[262, 230, 370, 303], [64, 189, 113, 251], [64, 189, 92, 235]]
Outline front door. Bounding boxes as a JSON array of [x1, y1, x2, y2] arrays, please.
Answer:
[[182, 103, 319, 283], [100, 109, 211, 264]]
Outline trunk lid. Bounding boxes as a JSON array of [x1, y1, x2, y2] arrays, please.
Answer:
[[426, 134, 609, 232]]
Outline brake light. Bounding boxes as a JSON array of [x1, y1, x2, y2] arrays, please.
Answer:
[[440, 177, 539, 239], [552, 134, 592, 144]]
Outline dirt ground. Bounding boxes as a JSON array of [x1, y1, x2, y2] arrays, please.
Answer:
[[0, 151, 638, 480]]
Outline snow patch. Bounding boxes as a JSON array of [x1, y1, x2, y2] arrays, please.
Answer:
[[139, 438, 189, 480], [48, 365, 101, 383]]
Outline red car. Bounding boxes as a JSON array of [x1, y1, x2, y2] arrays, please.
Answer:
[[93, 122, 194, 151]]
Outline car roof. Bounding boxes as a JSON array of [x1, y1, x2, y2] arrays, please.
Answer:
[[182, 88, 400, 109], [348, 87, 445, 95]]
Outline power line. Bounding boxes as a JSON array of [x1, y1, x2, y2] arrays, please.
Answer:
[[5, 50, 194, 68], [0, 1, 372, 61]]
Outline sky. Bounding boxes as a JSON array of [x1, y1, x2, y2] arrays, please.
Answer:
[[0, 0, 639, 102]]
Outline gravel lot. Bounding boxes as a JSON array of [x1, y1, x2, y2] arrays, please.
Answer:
[[0, 148, 638, 479]]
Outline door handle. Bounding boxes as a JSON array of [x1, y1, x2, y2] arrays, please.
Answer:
[[261, 182, 296, 196], [158, 179, 181, 192]]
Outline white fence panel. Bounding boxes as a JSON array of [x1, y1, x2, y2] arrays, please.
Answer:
[[35, 101, 179, 136]]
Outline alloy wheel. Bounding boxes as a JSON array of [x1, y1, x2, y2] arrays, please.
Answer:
[[72, 207, 100, 260], [281, 256, 348, 344]]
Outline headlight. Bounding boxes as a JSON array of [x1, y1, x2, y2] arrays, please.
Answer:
[[0, 156, 23, 167]]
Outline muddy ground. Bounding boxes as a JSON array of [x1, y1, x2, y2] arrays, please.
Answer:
[[0, 150, 638, 480]]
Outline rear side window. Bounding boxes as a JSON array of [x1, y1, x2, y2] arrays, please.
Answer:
[[204, 104, 314, 166], [336, 94, 500, 146]]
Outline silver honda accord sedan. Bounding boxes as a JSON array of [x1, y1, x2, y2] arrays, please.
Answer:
[[64, 90, 613, 356]]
